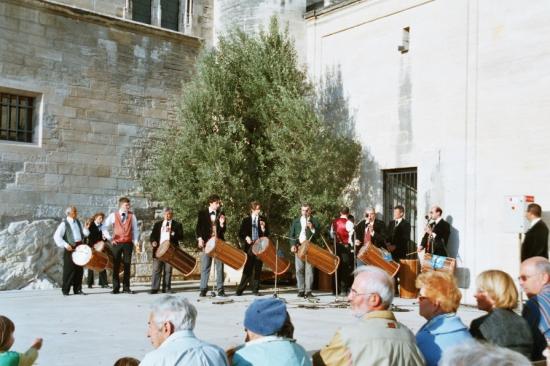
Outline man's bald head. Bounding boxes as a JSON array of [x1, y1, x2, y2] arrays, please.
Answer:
[[520, 257, 550, 298]]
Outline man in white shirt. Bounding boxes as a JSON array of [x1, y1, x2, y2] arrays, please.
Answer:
[[53, 206, 90, 296], [140, 295, 228, 366], [102, 197, 140, 294]]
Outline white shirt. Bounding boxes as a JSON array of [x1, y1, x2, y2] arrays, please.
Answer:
[[53, 217, 90, 250], [395, 218, 403, 226], [160, 220, 172, 243], [299, 216, 308, 243], [102, 209, 139, 243]]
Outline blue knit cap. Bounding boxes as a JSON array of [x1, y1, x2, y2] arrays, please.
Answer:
[[244, 298, 287, 336]]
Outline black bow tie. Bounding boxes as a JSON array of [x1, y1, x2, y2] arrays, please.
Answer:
[[210, 212, 216, 216]]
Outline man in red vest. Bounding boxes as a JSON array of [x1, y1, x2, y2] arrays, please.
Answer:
[[102, 197, 140, 294], [330, 207, 355, 296]]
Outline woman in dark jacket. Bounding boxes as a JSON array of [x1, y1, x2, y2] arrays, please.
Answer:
[[470, 269, 533, 358], [86, 212, 109, 288]]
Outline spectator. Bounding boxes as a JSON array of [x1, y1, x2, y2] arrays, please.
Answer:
[[312, 265, 425, 365], [520, 256, 550, 361], [0, 315, 42, 366], [469, 270, 533, 358], [415, 271, 472, 366], [113, 357, 139, 366], [140, 295, 228, 366], [439, 341, 531, 366], [231, 298, 310, 366]]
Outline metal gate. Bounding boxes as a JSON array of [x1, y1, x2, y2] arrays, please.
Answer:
[[383, 168, 417, 247]]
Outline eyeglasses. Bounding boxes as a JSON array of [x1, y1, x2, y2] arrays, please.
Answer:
[[349, 288, 375, 297], [518, 274, 539, 281]]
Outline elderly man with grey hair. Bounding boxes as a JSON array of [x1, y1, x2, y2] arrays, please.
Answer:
[[439, 341, 530, 366], [140, 295, 228, 365], [53, 206, 90, 296], [149, 207, 183, 294], [312, 265, 424, 366]]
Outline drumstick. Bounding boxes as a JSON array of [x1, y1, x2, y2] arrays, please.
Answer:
[[405, 250, 418, 257], [320, 235, 335, 255]]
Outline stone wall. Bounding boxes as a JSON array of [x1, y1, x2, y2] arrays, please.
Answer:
[[0, 0, 201, 288]]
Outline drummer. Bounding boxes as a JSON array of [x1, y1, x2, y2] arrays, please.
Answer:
[[196, 194, 227, 297], [354, 207, 387, 266], [289, 203, 321, 299], [53, 206, 90, 296], [86, 212, 109, 289], [330, 207, 354, 296], [149, 207, 184, 294], [236, 201, 270, 296]]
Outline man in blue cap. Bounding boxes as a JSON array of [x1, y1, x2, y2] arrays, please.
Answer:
[[231, 298, 311, 366]]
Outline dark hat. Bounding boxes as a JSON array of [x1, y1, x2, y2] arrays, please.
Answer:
[[244, 298, 287, 336]]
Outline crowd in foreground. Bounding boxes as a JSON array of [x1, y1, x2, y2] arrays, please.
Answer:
[[2, 257, 550, 366]]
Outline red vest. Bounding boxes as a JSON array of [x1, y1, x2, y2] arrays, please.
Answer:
[[332, 217, 350, 245], [114, 211, 133, 243]]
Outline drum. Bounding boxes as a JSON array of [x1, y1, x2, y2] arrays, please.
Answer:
[[156, 240, 199, 277], [72, 245, 109, 271], [92, 241, 124, 274], [357, 244, 400, 277], [296, 240, 339, 275], [205, 237, 247, 270], [399, 259, 420, 298], [252, 237, 291, 275], [422, 253, 456, 273]]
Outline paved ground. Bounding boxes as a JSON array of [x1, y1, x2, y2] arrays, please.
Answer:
[[1, 281, 485, 365]]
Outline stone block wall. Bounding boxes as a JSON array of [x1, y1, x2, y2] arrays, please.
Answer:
[[0, 0, 201, 288]]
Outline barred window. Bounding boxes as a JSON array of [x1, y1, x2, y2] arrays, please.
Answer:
[[0, 93, 35, 143]]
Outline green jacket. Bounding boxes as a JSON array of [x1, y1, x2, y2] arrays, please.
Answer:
[[288, 216, 321, 245]]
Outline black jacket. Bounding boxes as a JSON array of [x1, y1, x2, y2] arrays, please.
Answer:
[[195, 208, 226, 242], [238, 215, 269, 251], [150, 220, 183, 257], [521, 220, 549, 261], [355, 219, 386, 248], [386, 219, 411, 260], [421, 219, 451, 256]]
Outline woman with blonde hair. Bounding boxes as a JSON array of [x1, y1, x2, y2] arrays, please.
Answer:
[[415, 271, 472, 366], [470, 269, 533, 358]]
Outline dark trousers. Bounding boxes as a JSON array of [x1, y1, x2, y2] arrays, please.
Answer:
[[111, 243, 133, 292], [87, 269, 108, 287], [151, 259, 172, 291], [62, 249, 83, 294], [336, 244, 353, 294], [237, 251, 263, 293]]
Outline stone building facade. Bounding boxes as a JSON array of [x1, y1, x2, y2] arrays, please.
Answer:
[[0, 0, 201, 289]]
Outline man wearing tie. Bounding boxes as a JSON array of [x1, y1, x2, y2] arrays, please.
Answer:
[[236, 201, 269, 296], [196, 194, 226, 297], [102, 197, 140, 294], [149, 207, 184, 294], [354, 207, 387, 265], [289, 203, 321, 298], [53, 206, 90, 296], [419, 206, 450, 256], [386, 205, 411, 262]]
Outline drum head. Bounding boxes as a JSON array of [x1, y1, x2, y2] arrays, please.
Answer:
[[156, 240, 171, 257], [205, 237, 216, 253], [252, 237, 269, 255], [72, 245, 92, 266]]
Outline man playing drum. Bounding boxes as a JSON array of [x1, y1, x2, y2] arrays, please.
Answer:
[[150, 207, 184, 294], [289, 203, 321, 298], [355, 207, 387, 266], [330, 207, 354, 296], [102, 197, 141, 294], [236, 201, 269, 296], [53, 206, 90, 296], [196, 194, 226, 297]]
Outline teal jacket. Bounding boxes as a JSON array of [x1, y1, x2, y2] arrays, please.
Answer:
[[288, 216, 321, 245], [232, 336, 311, 366]]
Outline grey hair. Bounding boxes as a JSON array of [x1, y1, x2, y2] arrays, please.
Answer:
[[65, 206, 76, 216], [439, 341, 530, 366], [150, 295, 197, 331], [532, 257, 550, 276], [163, 207, 173, 213], [353, 265, 394, 308]]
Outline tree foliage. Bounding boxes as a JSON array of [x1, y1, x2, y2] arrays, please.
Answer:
[[145, 18, 361, 245]]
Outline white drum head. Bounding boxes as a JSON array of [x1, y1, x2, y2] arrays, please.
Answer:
[[72, 245, 92, 266], [205, 237, 216, 253], [253, 237, 269, 254]]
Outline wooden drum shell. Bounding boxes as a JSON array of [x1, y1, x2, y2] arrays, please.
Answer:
[[296, 240, 339, 275], [156, 240, 199, 277], [205, 237, 247, 270], [252, 237, 291, 275]]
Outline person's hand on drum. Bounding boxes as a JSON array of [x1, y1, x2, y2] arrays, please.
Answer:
[[198, 237, 204, 249], [291, 245, 298, 253], [65, 244, 74, 252], [354, 239, 361, 247], [245, 236, 252, 245], [260, 220, 266, 230], [152, 241, 158, 248]]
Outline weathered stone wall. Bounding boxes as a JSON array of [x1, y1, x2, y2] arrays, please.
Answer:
[[50, 0, 126, 17], [0, 0, 201, 288]]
